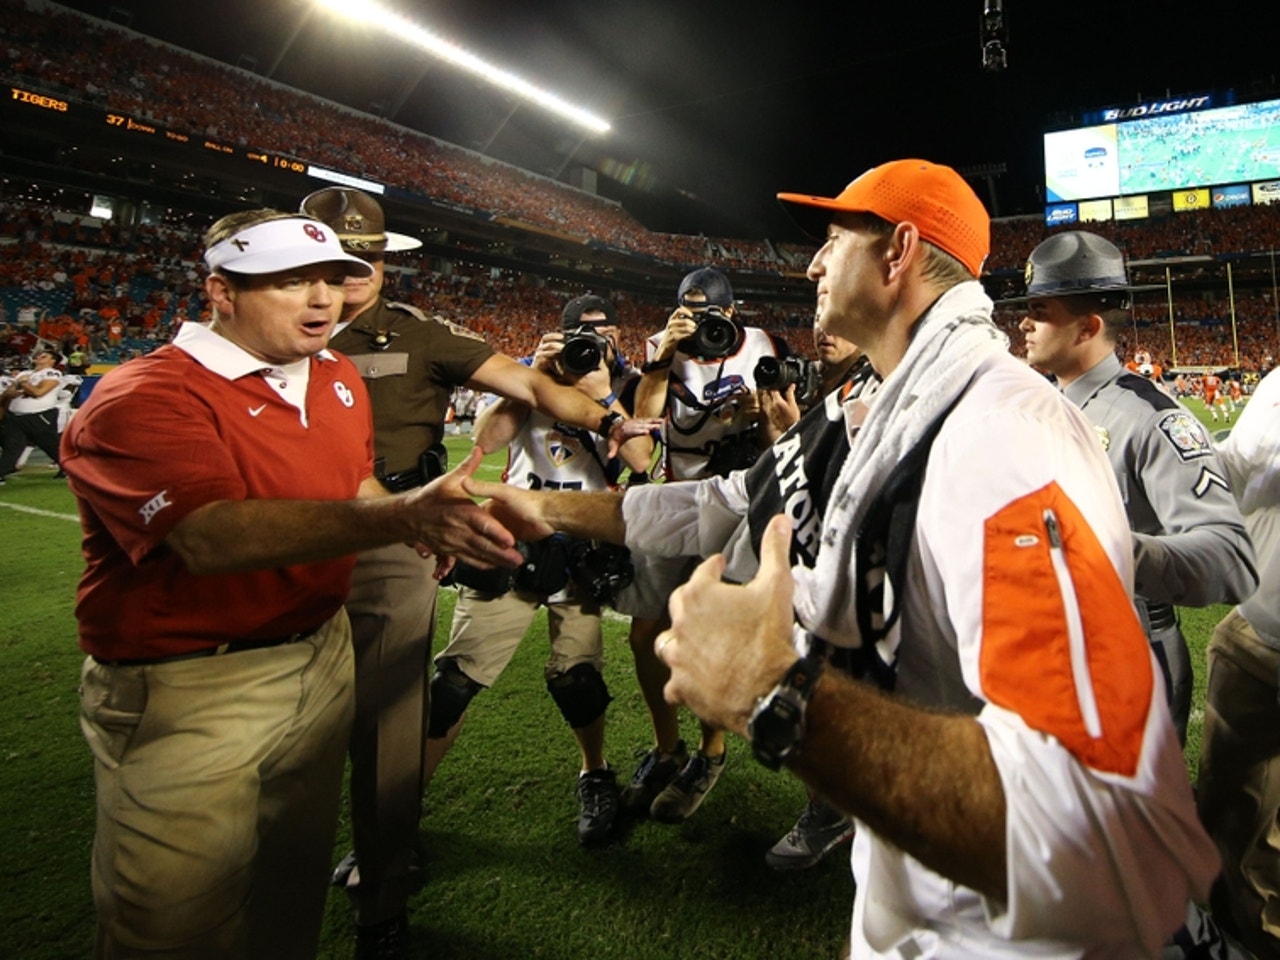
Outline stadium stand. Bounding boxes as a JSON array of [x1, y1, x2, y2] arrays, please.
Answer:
[[2, 0, 1279, 374]]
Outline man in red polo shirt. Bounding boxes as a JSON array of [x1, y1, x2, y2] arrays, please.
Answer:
[[61, 209, 522, 960]]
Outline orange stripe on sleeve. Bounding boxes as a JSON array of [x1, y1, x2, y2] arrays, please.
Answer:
[[980, 481, 1152, 777]]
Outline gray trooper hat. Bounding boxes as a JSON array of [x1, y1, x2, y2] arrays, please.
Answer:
[[1023, 231, 1130, 298]]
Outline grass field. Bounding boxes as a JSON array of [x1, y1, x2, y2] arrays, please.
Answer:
[[0, 403, 1235, 958]]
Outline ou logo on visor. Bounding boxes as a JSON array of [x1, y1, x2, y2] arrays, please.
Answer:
[[334, 381, 354, 408], [303, 223, 327, 243]]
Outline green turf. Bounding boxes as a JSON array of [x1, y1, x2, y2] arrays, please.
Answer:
[[0, 432, 1229, 958]]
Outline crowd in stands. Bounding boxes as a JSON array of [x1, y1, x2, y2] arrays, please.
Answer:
[[987, 205, 1280, 273], [992, 287, 1279, 371], [16, 0, 1269, 281], [2, 0, 798, 272], [0, 199, 816, 367], [4, 186, 1280, 376], [7, 0, 1280, 372]]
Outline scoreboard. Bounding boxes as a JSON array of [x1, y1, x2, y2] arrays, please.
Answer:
[[1042, 93, 1280, 225], [6, 83, 386, 197]]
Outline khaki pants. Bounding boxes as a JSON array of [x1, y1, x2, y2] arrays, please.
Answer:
[[344, 542, 439, 926], [1197, 607, 1280, 958], [437, 587, 603, 687], [80, 613, 355, 960]]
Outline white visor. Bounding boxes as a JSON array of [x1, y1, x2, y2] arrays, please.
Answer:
[[204, 217, 374, 277]]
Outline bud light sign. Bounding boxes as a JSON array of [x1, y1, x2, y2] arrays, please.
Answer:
[[1045, 203, 1079, 226]]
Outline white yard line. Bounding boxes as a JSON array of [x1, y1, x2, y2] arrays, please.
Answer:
[[0, 502, 80, 523]]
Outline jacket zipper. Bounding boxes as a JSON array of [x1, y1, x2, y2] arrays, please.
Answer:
[[1044, 508, 1102, 739]]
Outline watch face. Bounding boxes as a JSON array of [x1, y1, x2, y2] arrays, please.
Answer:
[[749, 695, 803, 767]]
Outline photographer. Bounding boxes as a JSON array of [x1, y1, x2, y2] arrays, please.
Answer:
[[618, 268, 787, 823], [757, 325, 862, 444], [423, 295, 650, 846]]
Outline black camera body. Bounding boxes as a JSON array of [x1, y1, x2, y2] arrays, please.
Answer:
[[568, 540, 634, 605], [754, 355, 823, 408], [560, 325, 611, 376], [679, 306, 743, 360]]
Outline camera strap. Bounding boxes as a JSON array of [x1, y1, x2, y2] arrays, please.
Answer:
[[666, 356, 730, 437], [555, 423, 621, 486]]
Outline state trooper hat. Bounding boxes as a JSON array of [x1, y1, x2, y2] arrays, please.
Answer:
[[1024, 231, 1130, 298], [299, 187, 422, 253]]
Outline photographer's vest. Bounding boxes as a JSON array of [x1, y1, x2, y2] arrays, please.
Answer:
[[649, 326, 786, 481], [505, 409, 619, 493]]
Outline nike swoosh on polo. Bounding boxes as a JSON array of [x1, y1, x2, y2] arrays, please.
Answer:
[[248, 404, 267, 417]]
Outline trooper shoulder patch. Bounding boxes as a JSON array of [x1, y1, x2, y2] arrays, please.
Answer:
[[1156, 409, 1211, 462]]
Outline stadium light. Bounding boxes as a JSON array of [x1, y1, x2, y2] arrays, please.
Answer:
[[312, 0, 612, 135]]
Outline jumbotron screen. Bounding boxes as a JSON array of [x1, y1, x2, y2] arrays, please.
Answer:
[[1045, 97, 1280, 202]]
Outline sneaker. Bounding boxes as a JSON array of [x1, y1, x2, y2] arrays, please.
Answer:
[[576, 767, 620, 844], [764, 798, 855, 870], [331, 849, 360, 889], [620, 740, 688, 815], [649, 749, 726, 823], [355, 911, 410, 960], [331, 848, 424, 892]]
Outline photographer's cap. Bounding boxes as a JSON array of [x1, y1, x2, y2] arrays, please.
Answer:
[[677, 267, 734, 308], [561, 294, 617, 331], [777, 159, 990, 278], [204, 217, 373, 277], [1024, 231, 1130, 298], [299, 187, 422, 253]]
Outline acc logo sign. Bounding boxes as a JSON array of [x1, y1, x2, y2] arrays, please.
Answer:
[[1157, 410, 1211, 462], [303, 223, 327, 243], [333, 381, 355, 408], [545, 429, 583, 467]]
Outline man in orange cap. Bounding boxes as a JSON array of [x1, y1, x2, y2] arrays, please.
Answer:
[[646, 161, 1216, 954], [462, 160, 1216, 953]]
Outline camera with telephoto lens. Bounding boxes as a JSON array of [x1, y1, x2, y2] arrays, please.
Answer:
[[679, 306, 742, 360], [754, 355, 823, 408], [560, 325, 611, 376], [567, 540, 634, 605]]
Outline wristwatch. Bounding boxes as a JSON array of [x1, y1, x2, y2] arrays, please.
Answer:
[[596, 410, 624, 438], [747, 654, 824, 771]]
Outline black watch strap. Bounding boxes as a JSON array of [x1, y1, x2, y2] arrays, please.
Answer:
[[597, 410, 624, 438], [748, 654, 824, 771]]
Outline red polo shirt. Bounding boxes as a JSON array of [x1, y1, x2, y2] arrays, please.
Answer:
[[62, 326, 374, 660]]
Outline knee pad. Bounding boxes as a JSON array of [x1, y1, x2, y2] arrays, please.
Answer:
[[428, 659, 483, 737], [546, 662, 611, 730]]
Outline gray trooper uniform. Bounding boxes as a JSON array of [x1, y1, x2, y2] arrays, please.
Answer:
[[1062, 352, 1256, 741]]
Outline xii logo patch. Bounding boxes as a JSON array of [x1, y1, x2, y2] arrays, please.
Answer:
[[139, 490, 172, 526]]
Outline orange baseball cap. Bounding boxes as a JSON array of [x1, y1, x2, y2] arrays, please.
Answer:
[[777, 159, 991, 277]]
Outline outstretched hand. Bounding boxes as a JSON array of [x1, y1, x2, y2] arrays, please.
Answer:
[[657, 514, 799, 736], [402, 447, 523, 569], [462, 475, 557, 543]]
